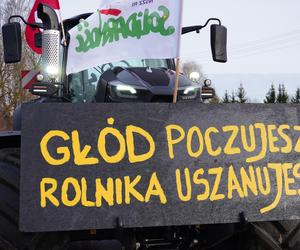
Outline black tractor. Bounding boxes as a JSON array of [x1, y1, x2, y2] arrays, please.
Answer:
[[0, 3, 299, 250]]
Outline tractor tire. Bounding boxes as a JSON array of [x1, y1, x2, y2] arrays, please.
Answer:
[[0, 147, 25, 249], [205, 220, 300, 250], [249, 221, 300, 250], [0, 148, 121, 250]]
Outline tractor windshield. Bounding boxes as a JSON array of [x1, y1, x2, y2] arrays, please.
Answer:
[[68, 58, 170, 103]]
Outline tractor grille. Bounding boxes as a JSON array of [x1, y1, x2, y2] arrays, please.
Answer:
[[150, 95, 173, 103]]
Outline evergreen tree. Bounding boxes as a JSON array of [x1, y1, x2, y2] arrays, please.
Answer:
[[222, 90, 230, 103], [237, 84, 247, 103], [281, 84, 289, 103], [277, 84, 283, 103], [230, 91, 236, 103], [264, 84, 276, 103], [291, 88, 300, 103], [277, 84, 289, 103]]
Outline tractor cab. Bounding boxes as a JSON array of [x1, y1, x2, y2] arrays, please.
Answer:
[[68, 58, 202, 103]]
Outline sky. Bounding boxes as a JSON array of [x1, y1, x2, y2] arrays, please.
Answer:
[[59, 0, 300, 101], [181, 0, 300, 75], [60, 0, 300, 74]]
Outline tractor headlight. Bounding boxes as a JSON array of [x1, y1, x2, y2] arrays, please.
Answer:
[[116, 84, 137, 95], [189, 72, 200, 82], [179, 86, 200, 100], [46, 65, 59, 79], [183, 86, 197, 95], [114, 84, 137, 99], [109, 81, 147, 100]]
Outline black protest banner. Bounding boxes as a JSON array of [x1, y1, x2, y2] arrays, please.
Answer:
[[20, 103, 300, 232]]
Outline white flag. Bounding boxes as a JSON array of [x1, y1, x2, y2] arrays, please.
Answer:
[[67, 0, 183, 74]]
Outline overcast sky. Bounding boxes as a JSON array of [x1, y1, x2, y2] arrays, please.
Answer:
[[60, 0, 300, 74]]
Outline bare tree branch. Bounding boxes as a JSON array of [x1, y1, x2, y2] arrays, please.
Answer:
[[0, 0, 36, 131]]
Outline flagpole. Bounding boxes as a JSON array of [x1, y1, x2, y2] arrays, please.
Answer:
[[173, 58, 181, 103], [173, 0, 184, 104], [57, 0, 67, 46]]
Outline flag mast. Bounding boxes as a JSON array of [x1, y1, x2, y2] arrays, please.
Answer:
[[172, 0, 184, 104], [57, 0, 67, 46], [172, 58, 181, 103]]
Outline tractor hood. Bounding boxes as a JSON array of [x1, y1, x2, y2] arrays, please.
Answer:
[[95, 66, 200, 102], [117, 67, 193, 94]]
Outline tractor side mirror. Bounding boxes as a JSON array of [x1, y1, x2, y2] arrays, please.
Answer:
[[2, 22, 22, 63], [211, 24, 227, 63]]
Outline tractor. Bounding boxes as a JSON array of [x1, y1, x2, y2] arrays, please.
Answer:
[[0, 3, 299, 250]]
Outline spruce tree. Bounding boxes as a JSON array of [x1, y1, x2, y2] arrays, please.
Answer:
[[291, 88, 300, 103], [277, 84, 289, 103], [277, 84, 283, 103], [230, 91, 236, 103], [237, 84, 247, 103], [222, 90, 230, 103], [281, 84, 289, 103], [264, 84, 276, 103]]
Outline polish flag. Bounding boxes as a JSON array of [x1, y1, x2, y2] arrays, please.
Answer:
[[25, 0, 60, 54]]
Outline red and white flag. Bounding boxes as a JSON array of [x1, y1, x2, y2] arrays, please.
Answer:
[[25, 0, 60, 54]]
